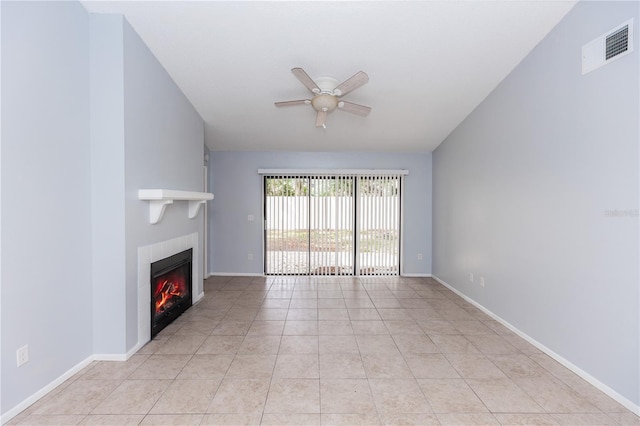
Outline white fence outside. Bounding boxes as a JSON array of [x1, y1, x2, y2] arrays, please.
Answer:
[[265, 195, 400, 275], [265, 196, 399, 231]]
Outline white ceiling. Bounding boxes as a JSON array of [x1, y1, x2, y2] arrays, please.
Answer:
[[82, 1, 576, 153]]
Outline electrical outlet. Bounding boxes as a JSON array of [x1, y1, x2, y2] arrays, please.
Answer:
[[17, 345, 29, 367], [480, 277, 485, 287], [247, 253, 253, 261], [417, 253, 423, 260], [469, 272, 474, 283]]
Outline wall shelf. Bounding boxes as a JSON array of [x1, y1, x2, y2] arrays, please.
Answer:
[[138, 189, 214, 224]]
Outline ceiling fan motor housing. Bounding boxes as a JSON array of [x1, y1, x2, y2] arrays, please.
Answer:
[[310, 76, 340, 112], [314, 76, 340, 93]]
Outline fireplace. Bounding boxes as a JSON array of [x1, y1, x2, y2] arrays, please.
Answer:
[[150, 248, 192, 339]]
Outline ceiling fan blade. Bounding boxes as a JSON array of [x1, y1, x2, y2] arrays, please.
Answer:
[[338, 100, 371, 117], [315, 110, 327, 127], [275, 99, 311, 107], [333, 71, 369, 96], [291, 68, 320, 94]]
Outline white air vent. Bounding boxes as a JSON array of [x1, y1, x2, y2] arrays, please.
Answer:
[[606, 26, 629, 60], [582, 19, 634, 75]]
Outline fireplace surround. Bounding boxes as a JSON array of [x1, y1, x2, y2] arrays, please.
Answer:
[[137, 232, 202, 351]]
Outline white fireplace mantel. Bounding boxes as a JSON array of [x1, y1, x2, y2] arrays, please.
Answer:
[[138, 189, 214, 224]]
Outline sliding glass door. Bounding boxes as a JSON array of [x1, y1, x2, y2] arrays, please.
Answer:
[[264, 176, 310, 275], [308, 176, 355, 275], [264, 173, 401, 276], [357, 176, 401, 275]]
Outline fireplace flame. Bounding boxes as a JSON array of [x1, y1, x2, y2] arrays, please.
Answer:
[[154, 279, 185, 313]]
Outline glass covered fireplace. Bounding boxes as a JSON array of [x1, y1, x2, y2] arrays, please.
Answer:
[[150, 248, 192, 339]]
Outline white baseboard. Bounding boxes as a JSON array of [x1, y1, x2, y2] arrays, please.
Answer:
[[432, 275, 640, 416], [93, 353, 128, 362], [95, 340, 149, 362], [208, 272, 265, 277], [193, 291, 205, 303], [1, 355, 94, 425], [401, 273, 432, 277]]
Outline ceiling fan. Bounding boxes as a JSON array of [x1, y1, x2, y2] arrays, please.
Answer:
[[275, 67, 371, 128]]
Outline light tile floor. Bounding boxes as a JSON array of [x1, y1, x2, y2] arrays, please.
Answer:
[[9, 276, 640, 426]]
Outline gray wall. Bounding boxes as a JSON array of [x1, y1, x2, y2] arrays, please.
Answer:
[[1, 1, 93, 413], [209, 151, 432, 276], [122, 19, 205, 350], [89, 14, 206, 355], [1, 2, 205, 417], [90, 13, 127, 355], [433, 1, 639, 407]]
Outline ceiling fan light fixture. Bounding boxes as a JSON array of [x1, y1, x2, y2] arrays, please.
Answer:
[[311, 94, 338, 113]]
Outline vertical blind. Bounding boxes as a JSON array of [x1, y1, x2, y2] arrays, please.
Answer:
[[357, 175, 401, 276], [263, 171, 404, 276]]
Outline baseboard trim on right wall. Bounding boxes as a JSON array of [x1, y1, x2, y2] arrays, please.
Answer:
[[432, 275, 640, 416]]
